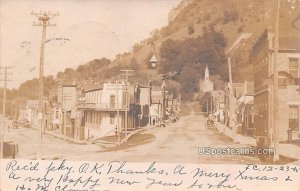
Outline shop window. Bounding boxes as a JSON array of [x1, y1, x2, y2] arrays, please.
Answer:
[[289, 105, 299, 131], [289, 58, 299, 78], [110, 113, 115, 124]]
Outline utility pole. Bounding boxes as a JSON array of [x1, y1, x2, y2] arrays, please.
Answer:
[[105, 82, 122, 145], [120, 70, 134, 137], [206, 98, 209, 116], [211, 94, 213, 114], [228, 57, 238, 142], [228, 57, 234, 127], [31, 11, 59, 159], [116, 84, 120, 145], [0, 66, 12, 159], [272, 0, 280, 163]]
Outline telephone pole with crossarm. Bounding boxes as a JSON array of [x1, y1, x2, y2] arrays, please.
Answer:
[[31, 11, 59, 159]]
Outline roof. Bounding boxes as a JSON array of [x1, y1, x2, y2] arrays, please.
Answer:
[[63, 84, 76, 87], [82, 83, 103, 92], [150, 54, 158, 62], [279, 37, 300, 51], [85, 88, 102, 93]]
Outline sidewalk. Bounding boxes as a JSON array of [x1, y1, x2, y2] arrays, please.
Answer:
[[214, 122, 300, 163], [44, 130, 87, 144], [279, 144, 300, 164], [214, 122, 256, 145]]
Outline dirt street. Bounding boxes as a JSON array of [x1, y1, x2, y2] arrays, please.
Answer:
[[5, 103, 261, 164]]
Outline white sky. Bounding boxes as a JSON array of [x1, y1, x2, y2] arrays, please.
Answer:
[[0, 0, 181, 89]]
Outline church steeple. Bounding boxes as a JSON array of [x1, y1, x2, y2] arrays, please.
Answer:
[[200, 64, 214, 93], [149, 43, 158, 68], [205, 65, 210, 80]]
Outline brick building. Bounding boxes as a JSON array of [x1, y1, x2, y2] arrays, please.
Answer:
[[252, 28, 300, 141]]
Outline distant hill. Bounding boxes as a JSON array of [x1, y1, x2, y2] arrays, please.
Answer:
[[10, 0, 300, 103]]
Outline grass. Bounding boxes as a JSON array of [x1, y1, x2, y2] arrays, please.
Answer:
[[100, 133, 155, 152], [98, 134, 125, 142]]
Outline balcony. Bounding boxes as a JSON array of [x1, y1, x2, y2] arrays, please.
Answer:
[[76, 102, 128, 111]]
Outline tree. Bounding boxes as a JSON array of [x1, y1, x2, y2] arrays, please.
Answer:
[[159, 29, 227, 100], [165, 80, 181, 98], [178, 66, 200, 100]]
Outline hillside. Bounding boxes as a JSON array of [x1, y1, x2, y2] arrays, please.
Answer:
[[112, 0, 300, 81], [6, 0, 300, 106]]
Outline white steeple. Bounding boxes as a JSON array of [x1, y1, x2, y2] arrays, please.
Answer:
[[200, 65, 213, 93], [205, 65, 210, 80]]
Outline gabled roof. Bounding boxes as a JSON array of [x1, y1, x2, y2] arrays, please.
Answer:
[[150, 54, 158, 62]]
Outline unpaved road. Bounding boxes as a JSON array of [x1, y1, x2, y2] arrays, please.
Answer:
[[5, 103, 261, 164]]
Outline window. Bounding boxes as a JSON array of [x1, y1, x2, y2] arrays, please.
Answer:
[[55, 110, 59, 119], [289, 58, 299, 78], [110, 95, 116, 108], [110, 113, 115, 124], [289, 105, 299, 131], [98, 112, 101, 124], [279, 78, 293, 88]]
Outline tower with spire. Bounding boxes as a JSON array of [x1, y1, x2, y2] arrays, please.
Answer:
[[204, 65, 210, 80], [149, 43, 158, 68], [200, 65, 214, 93]]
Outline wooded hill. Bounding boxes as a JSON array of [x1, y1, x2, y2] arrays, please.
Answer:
[[3, 0, 300, 114]]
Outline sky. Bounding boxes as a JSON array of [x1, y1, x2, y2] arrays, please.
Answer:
[[0, 0, 181, 89]]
